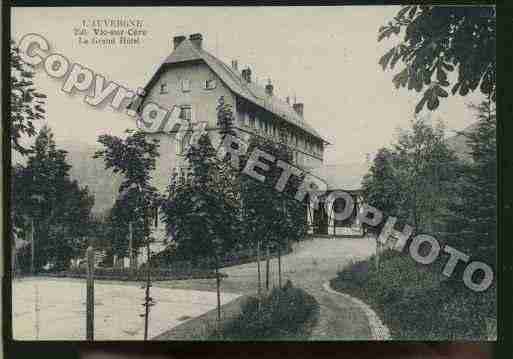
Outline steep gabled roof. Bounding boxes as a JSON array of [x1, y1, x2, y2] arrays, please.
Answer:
[[142, 38, 328, 143]]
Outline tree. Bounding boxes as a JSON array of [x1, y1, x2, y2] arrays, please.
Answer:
[[273, 181, 308, 288], [163, 97, 241, 262], [10, 39, 48, 272], [392, 118, 459, 234], [363, 119, 459, 236], [163, 134, 237, 259], [13, 126, 94, 271], [445, 100, 496, 264], [240, 133, 306, 292], [94, 129, 161, 261], [105, 190, 150, 263], [94, 129, 161, 340], [162, 131, 239, 326], [362, 148, 402, 236], [362, 118, 459, 274], [379, 6, 495, 113], [10, 40, 47, 156]]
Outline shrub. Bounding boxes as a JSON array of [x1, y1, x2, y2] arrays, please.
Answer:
[[336, 260, 371, 288], [213, 281, 319, 340], [330, 251, 495, 340]]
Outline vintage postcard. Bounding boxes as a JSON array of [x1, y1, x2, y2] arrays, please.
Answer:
[[8, 5, 496, 343]]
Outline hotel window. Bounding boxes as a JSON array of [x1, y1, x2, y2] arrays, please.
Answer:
[[179, 132, 192, 155], [181, 79, 191, 92], [160, 83, 168, 94], [205, 79, 217, 90], [179, 105, 192, 122]]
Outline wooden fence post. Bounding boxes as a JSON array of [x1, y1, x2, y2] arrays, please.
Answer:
[[86, 245, 95, 341]]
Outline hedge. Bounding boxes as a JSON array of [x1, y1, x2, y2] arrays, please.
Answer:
[[45, 265, 225, 281], [330, 250, 496, 340], [150, 243, 293, 270]]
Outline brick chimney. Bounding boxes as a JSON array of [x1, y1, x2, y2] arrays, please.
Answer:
[[241, 67, 252, 83], [173, 35, 186, 50], [189, 33, 203, 49], [293, 103, 304, 117], [231, 60, 238, 71], [265, 79, 274, 96]]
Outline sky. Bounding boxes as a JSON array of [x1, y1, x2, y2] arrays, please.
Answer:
[[11, 6, 485, 167]]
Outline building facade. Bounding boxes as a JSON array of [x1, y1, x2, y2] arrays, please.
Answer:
[[134, 33, 361, 244], [134, 33, 326, 192]]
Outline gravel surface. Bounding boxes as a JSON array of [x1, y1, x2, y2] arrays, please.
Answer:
[[13, 277, 240, 340]]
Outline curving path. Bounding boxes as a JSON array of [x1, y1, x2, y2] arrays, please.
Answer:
[[159, 236, 377, 340], [222, 237, 377, 340]]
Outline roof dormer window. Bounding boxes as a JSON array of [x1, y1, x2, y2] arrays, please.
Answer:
[[160, 83, 168, 94]]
